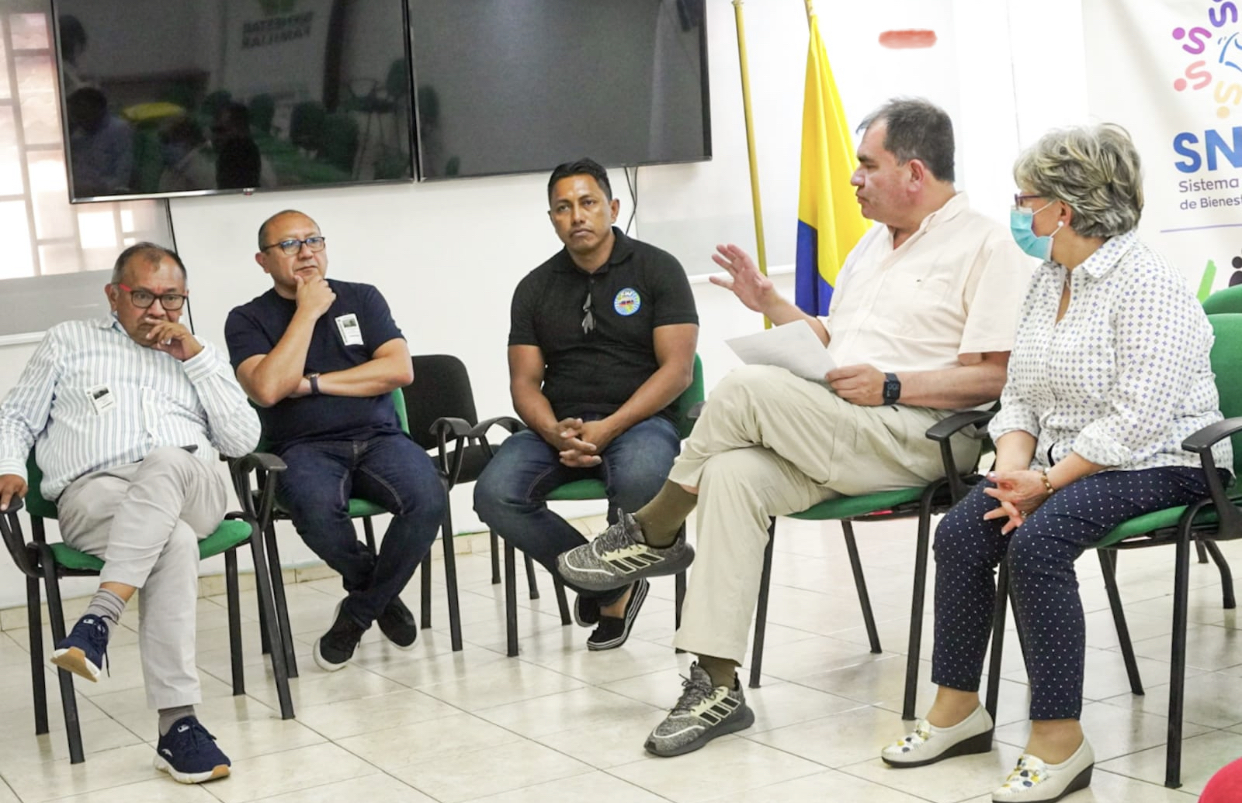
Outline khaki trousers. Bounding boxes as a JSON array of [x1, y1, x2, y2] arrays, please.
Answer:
[[56, 446, 227, 710], [668, 365, 980, 664]]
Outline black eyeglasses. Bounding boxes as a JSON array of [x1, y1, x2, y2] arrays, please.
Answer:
[[581, 289, 595, 335], [115, 283, 187, 310], [261, 236, 327, 256]]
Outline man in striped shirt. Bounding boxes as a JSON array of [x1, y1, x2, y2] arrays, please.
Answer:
[[0, 243, 259, 784]]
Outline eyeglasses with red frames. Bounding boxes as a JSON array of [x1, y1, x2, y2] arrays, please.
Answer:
[[115, 283, 187, 310], [1013, 193, 1044, 209]]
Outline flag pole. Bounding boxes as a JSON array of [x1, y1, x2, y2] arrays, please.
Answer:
[[732, 0, 767, 279]]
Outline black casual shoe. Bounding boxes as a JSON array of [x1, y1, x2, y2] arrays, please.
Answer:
[[587, 577, 649, 651], [645, 663, 755, 757], [573, 594, 601, 629], [314, 601, 368, 671], [50, 614, 109, 682], [557, 512, 695, 592], [377, 596, 418, 650], [153, 716, 231, 783]]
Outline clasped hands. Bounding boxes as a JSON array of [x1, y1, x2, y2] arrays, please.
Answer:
[[553, 418, 617, 467], [983, 469, 1053, 534]]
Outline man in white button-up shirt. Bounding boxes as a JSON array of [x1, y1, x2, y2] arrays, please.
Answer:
[[0, 243, 259, 784], [558, 98, 1035, 758]]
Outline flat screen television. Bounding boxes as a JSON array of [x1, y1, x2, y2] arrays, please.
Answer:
[[409, 0, 711, 180], [52, 0, 414, 202]]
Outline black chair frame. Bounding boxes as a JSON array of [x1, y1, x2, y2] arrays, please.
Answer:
[[0, 453, 294, 765], [983, 418, 1241, 789]]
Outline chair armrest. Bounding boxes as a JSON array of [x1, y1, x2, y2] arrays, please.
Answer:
[[430, 416, 473, 439], [232, 452, 288, 474], [687, 401, 706, 421], [227, 452, 287, 532], [0, 498, 41, 580], [925, 409, 995, 442], [925, 409, 996, 502], [431, 416, 524, 488], [468, 416, 525, 438], [1182, 416, 1242, 534], [1182, 416, 1242, 455]]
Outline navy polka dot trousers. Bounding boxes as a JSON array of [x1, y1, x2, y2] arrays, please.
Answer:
[[932, 466, 1215, 720]]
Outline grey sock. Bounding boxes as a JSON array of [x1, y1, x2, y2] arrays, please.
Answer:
[[158, 705, 196, 736], [83, 588, 126, 636]]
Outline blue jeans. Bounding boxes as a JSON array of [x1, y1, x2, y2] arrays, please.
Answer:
[[473, 415, 680, 599], [275, 433, 447, 627]]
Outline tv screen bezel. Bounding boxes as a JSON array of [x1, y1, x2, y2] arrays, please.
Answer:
[[51, 0, 418, 204]]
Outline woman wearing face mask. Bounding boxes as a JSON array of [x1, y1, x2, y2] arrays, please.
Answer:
[[879, 123, 1231, 802]]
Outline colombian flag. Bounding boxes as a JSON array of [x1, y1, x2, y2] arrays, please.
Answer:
[[794, 8, 870, 316]]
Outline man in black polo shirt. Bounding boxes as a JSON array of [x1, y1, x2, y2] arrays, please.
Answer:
[[225, 209, 446, 671], [474, 158, 698, 651]]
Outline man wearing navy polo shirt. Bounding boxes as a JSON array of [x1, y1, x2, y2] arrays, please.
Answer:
[[225, 210, 445, 671], [474, 159, 698, 651]]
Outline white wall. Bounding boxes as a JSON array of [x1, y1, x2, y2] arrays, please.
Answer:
[[0, 0, 1088, 607]]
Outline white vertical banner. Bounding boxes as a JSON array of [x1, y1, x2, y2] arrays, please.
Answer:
[[1084, 0, 1242, 295], [221, 0, 335, 104]]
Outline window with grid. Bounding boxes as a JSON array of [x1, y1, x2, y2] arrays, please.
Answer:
[[0, 2, 173, 341]]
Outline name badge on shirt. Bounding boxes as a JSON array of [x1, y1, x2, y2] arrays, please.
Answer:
[[86, 384, 116, 415], [335, 313, 363, 346]]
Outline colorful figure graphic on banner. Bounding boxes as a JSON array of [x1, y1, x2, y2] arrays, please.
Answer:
[[1170, 2, 1242, 117], [1231, 254, 1242, 285]]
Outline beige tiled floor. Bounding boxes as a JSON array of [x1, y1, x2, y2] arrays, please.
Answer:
[[1, 515, 1240, 801]]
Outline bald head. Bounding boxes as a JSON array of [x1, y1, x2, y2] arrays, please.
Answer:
[[258, 209, 319, 250]]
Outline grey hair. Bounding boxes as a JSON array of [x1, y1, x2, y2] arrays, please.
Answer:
[[1013, 123, 1143, 238], [857, 97, 955, 183], [110, 242, 186, 285]]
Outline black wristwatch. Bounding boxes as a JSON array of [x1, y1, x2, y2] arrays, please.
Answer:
[[306, 372, 321, 396], [882, 372, 901, 405]]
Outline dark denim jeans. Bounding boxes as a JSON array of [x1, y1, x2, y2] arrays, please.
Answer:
[[473, 415, 680, 599], [276, 432, 447, 627]]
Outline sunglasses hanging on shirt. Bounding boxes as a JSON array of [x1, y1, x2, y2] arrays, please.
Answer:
[[581, 289, 595, 335]]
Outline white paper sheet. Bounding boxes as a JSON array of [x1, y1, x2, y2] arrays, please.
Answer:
[[725, 321, 836, 382]]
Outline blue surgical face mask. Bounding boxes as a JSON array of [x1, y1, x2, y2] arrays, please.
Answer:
[[1010, 201, 1063, 261]]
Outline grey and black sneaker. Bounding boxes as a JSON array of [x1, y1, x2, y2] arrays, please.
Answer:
[[645, 663, 755, 757], [557, 512, 694, 592], [314, 601, 368, 672], [587, 577, 649, 651]]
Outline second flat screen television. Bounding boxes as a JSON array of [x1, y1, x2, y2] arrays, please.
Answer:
[[409, 0, 711, 180]]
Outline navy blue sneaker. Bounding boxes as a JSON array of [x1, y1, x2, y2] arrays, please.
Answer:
[[154, 716, 231, 783], [50, 614, 109, 682]]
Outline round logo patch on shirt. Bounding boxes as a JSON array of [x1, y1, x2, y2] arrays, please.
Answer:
[[613, 287, 641, 316]]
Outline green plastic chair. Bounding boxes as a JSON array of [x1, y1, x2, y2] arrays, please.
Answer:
[[0, 449, 293, 765], [984, 313, 1242, 790], [485, 355, 704, 657], [1202, 283, 1242, 315], [242, 387, 464, 681], [1190, 285, 1242, 559], [745, 407, 993, 719]]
